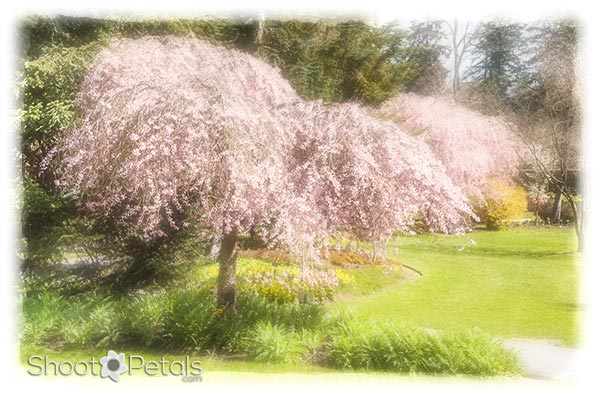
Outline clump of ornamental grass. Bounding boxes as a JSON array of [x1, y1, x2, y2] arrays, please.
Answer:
[[245, 322, 310, 364], [325, 317, 520, 376]]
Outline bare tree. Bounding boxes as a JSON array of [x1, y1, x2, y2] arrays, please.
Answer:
[[512, 20, 583, 251], [445, 20, 480, 98]]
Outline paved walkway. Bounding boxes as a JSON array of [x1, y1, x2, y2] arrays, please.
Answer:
[[501, 338, 582, 381]]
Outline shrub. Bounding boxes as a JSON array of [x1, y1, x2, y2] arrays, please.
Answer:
[[240, 248, 297, 266], [198, 258, 339, 304], [474, 179, 527, 230], [328, 250, 369, 267]]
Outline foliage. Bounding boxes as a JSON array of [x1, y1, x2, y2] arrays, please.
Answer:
[[243, 267, 339, 305], [17, 37, 107, 269], [379, 93, 522, 200], [258, 20, 418, 105], [246, 322, 312, 364], [474, 179, 528, 230], [19, 41, 101, 181], [467, 21, 526, 100], [20, 282, 326, 353], [325, 318, 520, 375], [20, 277, 519, 375], [402, 20, 449, 95], [197, 258, 339, 304], [197, 255, 411, 300], [19, 179, 67, 267], [327, 250, 377, 267]]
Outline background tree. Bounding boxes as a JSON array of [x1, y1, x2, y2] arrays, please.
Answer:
[[464, 21, 526, 112], [403, 20, 449, 95], [257, 19, 421, 105], [511, 20, 583, 250], [445, 20, 480, 99]]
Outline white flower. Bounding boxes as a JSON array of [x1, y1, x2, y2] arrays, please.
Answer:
[[99, 350, 128, 382]]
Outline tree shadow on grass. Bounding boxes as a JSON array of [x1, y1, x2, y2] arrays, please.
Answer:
[[398, 242, 578, 260]]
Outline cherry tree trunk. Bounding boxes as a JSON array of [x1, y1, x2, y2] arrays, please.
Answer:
[[217, 230, 238, 310]]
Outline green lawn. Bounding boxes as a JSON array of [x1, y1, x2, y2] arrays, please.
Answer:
[[329, 228, 581, 346]]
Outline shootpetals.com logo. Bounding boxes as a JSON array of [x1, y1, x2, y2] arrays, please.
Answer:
[[27, 350, 203, 383], [100, 350, 128, 382]]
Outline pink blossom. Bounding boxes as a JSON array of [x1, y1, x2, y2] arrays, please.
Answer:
[[379, 93, 522, 200]]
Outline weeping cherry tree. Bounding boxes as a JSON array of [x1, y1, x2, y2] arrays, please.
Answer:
[[50, 36, 475, 310]]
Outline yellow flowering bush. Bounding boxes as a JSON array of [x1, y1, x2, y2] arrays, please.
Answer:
[[197, 258, 340, 304], [474, 179, 528, 230]]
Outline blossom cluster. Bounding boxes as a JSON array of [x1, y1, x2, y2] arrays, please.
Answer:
[[379, 93, 522, 200], [527, 185, 551, 208]]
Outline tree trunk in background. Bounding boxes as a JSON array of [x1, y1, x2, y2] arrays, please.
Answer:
[[238, 14, 265, 54], [217, 230, 238, 310], [255, 14, 265, 47], [566, 197, 584, 253], [552, 191, 562, 222]]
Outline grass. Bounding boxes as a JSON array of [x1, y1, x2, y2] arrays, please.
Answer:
[[336, 265, 407, 297], [329, 228, 580, 346], [19, 227, 578, 376]]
